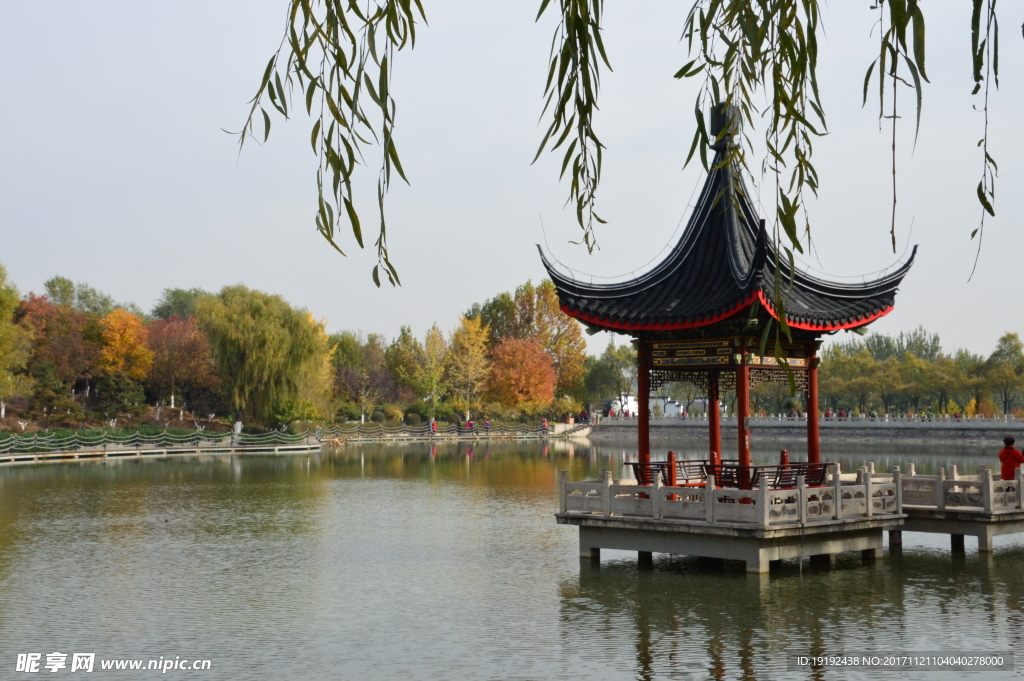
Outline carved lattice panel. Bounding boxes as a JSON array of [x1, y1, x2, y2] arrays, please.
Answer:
[[748, 367, 808, 391], [649, 369, 737, 392]]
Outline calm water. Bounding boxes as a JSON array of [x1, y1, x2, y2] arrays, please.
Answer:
[[1, 440, 1022, 680]]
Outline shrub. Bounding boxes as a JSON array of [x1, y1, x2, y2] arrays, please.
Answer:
[[370, 411, 386, 423], [384, 406, 404, 422], [405, 412, 422, 425], [335, 401, 361, 422]]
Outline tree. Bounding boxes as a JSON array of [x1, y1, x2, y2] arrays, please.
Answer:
[[446, 316, 488, 418], [873, 356, 902, 415], [92, 371, 146, 420], [583, 341, 636, 404], [929, 354, 959, 415], [99, 309, 153, 380], [485, 338, 556, 415], [897, 327, 943, 362], [16, 293, 100, 394], [245, 2, 1002, 283], [898, 353, 931, 414], [44, 276, 143, 318], [146, 317, 218, 409], [151, 288, 211, 320], [92, 308, 153, 418], [469, 279, 586, 396], [385, 326, 426, 398], [0, 264, 31, 419], [330, 331, 396, 422], [419, 324, 448, 417], [987, 333, 1024, 415], [290, 316, 336, 422], [956, 350, 989, 417], [196, 286, 326, 426]]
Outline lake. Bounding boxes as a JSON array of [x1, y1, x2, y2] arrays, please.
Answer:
[[0, 440, 1021, 680]]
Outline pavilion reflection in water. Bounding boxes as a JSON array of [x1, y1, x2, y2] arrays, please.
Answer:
[[559, 546, 1024, 679]]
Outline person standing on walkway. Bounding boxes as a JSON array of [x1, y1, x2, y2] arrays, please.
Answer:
[[998, 436, 1024, 480]]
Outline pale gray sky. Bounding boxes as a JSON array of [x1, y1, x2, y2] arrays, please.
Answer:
[[1, 1, 1021, 357]]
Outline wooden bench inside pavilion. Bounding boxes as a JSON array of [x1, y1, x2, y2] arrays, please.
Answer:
[[545, 105, 916, 573]]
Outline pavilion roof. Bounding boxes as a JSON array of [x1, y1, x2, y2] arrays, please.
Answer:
[[540, 150, 916, 334]]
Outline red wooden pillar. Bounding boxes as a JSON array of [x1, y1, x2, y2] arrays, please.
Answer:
[[736, 351, 751, 488], [637, 340, 650, 465], [807, 349, 821, 464], [708, 372, 721, 467]]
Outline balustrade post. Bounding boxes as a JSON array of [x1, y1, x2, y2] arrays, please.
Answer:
[[950, 465, 959, 480], [935, 468, 946, 510], [833, 463, 843, 520], [705, 474, 716, 522], [651, 476, 662, 520], [864, 470, 873, 517], [907, 462, 915, 477], [797, 475, 806, 523], [893, 466, 902, 514], [1016, 467, 1024, 510], [982, 468, 994, 513], [601, 470, 612, 518], [558, 470, 567, 514], [759, 476, 770, 527]]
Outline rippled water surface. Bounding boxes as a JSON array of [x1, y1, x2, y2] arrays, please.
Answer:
[[1, 440, 1022, 680]]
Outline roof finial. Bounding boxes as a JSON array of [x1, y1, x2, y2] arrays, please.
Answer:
[[710, 103, 740, 152]]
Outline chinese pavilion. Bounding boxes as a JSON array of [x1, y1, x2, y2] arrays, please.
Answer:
[[540, 106, 916, 485]]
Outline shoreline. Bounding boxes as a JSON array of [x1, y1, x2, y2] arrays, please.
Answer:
[[589, 420, 1024, 446]]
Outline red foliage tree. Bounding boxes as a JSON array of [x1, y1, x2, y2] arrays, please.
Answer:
[[146, 317, 218, 407], [16, 293, 99, 386], [485, 338, 556, 414]]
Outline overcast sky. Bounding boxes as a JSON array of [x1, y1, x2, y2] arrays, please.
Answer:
[[1, 1, 1021, 357]]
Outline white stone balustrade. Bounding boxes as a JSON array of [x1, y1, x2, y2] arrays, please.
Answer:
[[898, 465, 1023, 513], [558, 467, 901, 529]]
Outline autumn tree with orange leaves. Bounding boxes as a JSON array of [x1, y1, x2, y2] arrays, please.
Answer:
[[485, 338, 556, 415], [93, 308, 153, 418], [99, 309, 153, 379]]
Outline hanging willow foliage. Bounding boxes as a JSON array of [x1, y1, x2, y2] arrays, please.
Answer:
[[236, 0, 425, 287], [242, 1, 1003, 284]]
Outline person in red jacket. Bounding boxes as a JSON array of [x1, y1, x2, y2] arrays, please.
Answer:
[[998, 436, 1024, 480]]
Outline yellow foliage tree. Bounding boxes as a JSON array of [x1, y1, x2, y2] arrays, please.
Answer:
[[446, 315, 489, 418], [99, 308, 153, 380], [293, 314, 336, 421]]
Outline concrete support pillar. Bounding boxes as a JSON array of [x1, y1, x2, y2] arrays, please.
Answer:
[[637, 341, 650, 465], [708, 373, 721, 467], [861, 548, 880, 564], [638, 551, 654, 568], [951, 534, 965, 552], [580, 530, 600, 561], [807, 349, 821, 464], [744, 548, 769, 574], [978, 531, 994, 553], [889, 530, 903, 547]]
